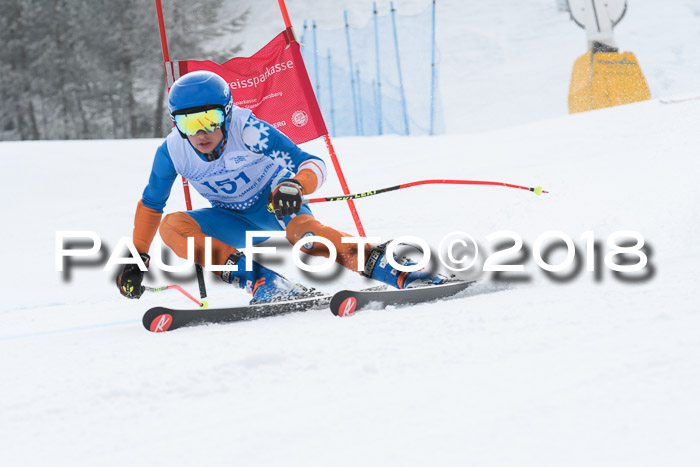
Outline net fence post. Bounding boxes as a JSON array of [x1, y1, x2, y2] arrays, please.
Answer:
[[390, 2, 410, 135]]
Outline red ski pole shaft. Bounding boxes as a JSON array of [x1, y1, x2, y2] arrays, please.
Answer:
[[145, 285, 208, 308], [304, 179, 547, 204]]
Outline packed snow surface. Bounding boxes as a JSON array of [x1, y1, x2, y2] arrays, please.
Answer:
[[2, 0, 700, 466]]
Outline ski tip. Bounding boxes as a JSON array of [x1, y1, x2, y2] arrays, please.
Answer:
[[143, 310, 174, 333], [336, 296, 358, 317], [330, 291, 359, 317]]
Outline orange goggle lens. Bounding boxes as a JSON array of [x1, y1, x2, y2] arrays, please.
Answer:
[[174, 108, 225, 136]]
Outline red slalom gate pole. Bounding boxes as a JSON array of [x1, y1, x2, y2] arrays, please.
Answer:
[[322, 135, 366, 236], [154, 0, 207, 299], [277, 0, 366, 236], [278, 0, 293, 28], [155, 0, 194, 211]]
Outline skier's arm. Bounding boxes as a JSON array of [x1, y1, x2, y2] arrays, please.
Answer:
[[242, 115, 327, 194], [133, 142, 178, 254]]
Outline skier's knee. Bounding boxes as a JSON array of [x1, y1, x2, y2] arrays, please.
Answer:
[[286, 215, 323, 253], [159, 212, 201, 251], [285, 214, 373, 269]]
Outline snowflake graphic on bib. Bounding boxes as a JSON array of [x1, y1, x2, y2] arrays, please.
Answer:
[[269, 149, 294, 170], [242, 120, 270, 153]]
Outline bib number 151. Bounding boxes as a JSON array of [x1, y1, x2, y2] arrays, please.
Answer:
[[201, 172, 251, 195]]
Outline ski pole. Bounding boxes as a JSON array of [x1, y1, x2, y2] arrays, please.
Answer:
[[304, 179, 547, 204], [145, 285, 209, 308]]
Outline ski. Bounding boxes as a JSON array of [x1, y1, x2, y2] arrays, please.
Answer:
[[330, 280, 477, 317], [143, 293, 332, 333], [143, 281, 480, 332]]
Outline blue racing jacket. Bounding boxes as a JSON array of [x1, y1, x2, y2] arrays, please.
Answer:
[[142, 107, 327, 213]]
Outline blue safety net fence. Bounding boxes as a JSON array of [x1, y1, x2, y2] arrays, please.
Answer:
[[300, 2, 444, 137]]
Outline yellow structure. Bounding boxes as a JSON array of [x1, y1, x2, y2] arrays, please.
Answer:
[[568, 50, 651, 114]]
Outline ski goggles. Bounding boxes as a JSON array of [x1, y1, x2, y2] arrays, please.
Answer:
[[173, 108, 225, 136]]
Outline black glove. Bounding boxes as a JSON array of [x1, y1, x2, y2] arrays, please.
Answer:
[[268, 179, 303, 220], [116, 253, 150, 299]]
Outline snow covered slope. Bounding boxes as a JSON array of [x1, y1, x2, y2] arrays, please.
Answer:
[[2, 0, 700, 466], [2, 95, 699, 466]]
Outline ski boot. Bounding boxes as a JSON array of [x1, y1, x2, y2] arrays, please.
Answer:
[[362, 241, 447, 289], [221, 252, 315, 303]]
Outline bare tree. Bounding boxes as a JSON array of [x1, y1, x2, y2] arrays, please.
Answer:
[[0, 0, 248, 141]]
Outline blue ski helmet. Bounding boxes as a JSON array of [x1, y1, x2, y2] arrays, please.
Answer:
[[168, 70, 233, 138]]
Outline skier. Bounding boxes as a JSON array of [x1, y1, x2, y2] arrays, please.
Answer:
[[116, 70, 445, 303]]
